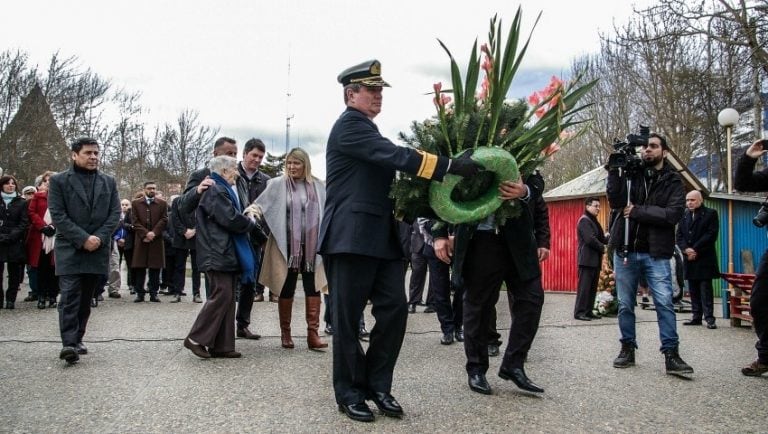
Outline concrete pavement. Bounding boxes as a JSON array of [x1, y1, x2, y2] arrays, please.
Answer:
[[0, 281, 766, 433]]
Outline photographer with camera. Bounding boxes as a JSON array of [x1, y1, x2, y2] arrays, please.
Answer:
[[606, 131, 693, 376], [733, 139, 768, 377]]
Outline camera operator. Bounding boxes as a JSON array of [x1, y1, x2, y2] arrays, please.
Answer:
[[606, 132, 694, 376], [733, 138, 768, 377]]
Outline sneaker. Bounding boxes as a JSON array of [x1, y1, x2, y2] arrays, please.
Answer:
[[613, 343, 635, 368], [741, 360, 768, 377], [193, 295, 203, 303], [664, 349, 694, 376]]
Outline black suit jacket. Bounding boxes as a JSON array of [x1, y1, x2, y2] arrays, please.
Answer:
[[675, 205, 720, 280], [319, 107, 450, 260], [577, 213, 606, 268]]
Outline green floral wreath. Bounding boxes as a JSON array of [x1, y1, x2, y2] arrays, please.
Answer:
[[428, 146, 519, 224]]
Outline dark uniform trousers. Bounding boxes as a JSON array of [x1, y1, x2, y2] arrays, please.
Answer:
[[751, 250, 768, 363], [324, 253, 407, 405], [58, 274, 100, 346], [687, 278, 715, 324], [463, 231, 544, 374]]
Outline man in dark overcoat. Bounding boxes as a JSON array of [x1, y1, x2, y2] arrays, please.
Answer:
[[131, 181, 168, 303], [675, 190, 719, 329], [319, 59, 481, 423], [574, 197, 608, 320], [48, 137, 120, 364]]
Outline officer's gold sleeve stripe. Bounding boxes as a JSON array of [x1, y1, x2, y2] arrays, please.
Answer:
[[416, 150, 438, 179]]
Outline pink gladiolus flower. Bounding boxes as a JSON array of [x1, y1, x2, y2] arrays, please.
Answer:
[[481, 43, 490, 56], [434, 82, 442, 93], [542, 142, 561, 157], [441, 95, 452, 106], [482, 58, 493, 73]]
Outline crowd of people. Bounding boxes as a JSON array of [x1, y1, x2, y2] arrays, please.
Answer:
[[1, 59, 767, 425]]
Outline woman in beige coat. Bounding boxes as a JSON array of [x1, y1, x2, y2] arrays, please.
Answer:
[[251, 148, 327, 350]]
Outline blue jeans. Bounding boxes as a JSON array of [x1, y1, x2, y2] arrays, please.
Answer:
[[614, 252, 679, 352]]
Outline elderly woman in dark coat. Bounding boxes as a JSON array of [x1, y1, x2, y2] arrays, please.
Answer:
[[183, 155, 262, 359], [0, 175, 29, 309]]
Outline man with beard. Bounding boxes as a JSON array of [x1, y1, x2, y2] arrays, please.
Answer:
[[131, 181, 168, 303], [606, 133, 693, 377]]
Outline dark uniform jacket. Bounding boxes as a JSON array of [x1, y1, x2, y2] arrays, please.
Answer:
[[319, 107, 449, 260], [48, 167, 120, 275], [171, 196, 195, 250], [606, 161, 685, 259], [0, 195, 29, 263], [675, 205, 720, 280]]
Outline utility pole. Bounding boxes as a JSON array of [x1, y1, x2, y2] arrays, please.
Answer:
[[285, 54, 293, 156]]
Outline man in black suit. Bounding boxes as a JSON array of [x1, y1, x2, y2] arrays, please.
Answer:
[[434, 172, 548, 395], [320, 59, 481, 423], [574, 197, 608, 321], [48, 137, 120, 364], [675, 190, 719, 329]]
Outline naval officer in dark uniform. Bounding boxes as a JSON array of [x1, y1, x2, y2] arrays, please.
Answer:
[[320, 59, 481, 423]]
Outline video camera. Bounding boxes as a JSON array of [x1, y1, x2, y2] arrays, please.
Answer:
[[607, 125, 650, 172]]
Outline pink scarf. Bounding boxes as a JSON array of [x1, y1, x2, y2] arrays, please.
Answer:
[[287, 177, 319, 272]]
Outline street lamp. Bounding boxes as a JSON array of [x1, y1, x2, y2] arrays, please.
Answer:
[[718, 107, 739, 321]]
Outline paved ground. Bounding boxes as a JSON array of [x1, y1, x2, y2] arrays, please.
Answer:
[[0, 275, 766, 433]]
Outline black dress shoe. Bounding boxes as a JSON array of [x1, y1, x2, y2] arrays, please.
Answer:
[[149, 295, 161, 303], [468, 374, 492, 395], [210, 350, 242, 358], [454, 328, 464, 342], [683, 319, 702, 326], [338, 402, 375, 422], [706, 322, 717, 329], [423, 306, 436, 313], [108, 292, 121, 299], [498, 366, 544, 393], [440, 332, 454, 345], [59, 346, 79, 364], [133, 295, 145, 303], [369, 391, 403, 417], [76, 342, 88, 355], [324, 324, 334, 335], [574, 315, 591, 321]]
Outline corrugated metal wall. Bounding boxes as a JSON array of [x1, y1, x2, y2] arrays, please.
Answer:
[[542, 197, 610, 292], [542, 195, 768, 294], [706, 198, 768, 297]]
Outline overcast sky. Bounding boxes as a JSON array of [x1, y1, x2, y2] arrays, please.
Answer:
[[1, 0, 654, 178]]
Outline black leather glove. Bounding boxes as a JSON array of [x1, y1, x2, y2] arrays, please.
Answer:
[[447, 151, 484, 178], [41, 225, 56, 237]]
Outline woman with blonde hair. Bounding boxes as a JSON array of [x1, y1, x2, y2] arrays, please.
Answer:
[[250, 147, 327, 350], [26, 171, 57, 309]]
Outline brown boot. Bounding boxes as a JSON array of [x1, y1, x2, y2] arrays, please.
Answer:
[[278, 298, 294, 349], [306, 296, 328, 350]]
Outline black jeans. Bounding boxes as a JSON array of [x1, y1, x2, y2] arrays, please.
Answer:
[[426, 254, 463, 334]]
